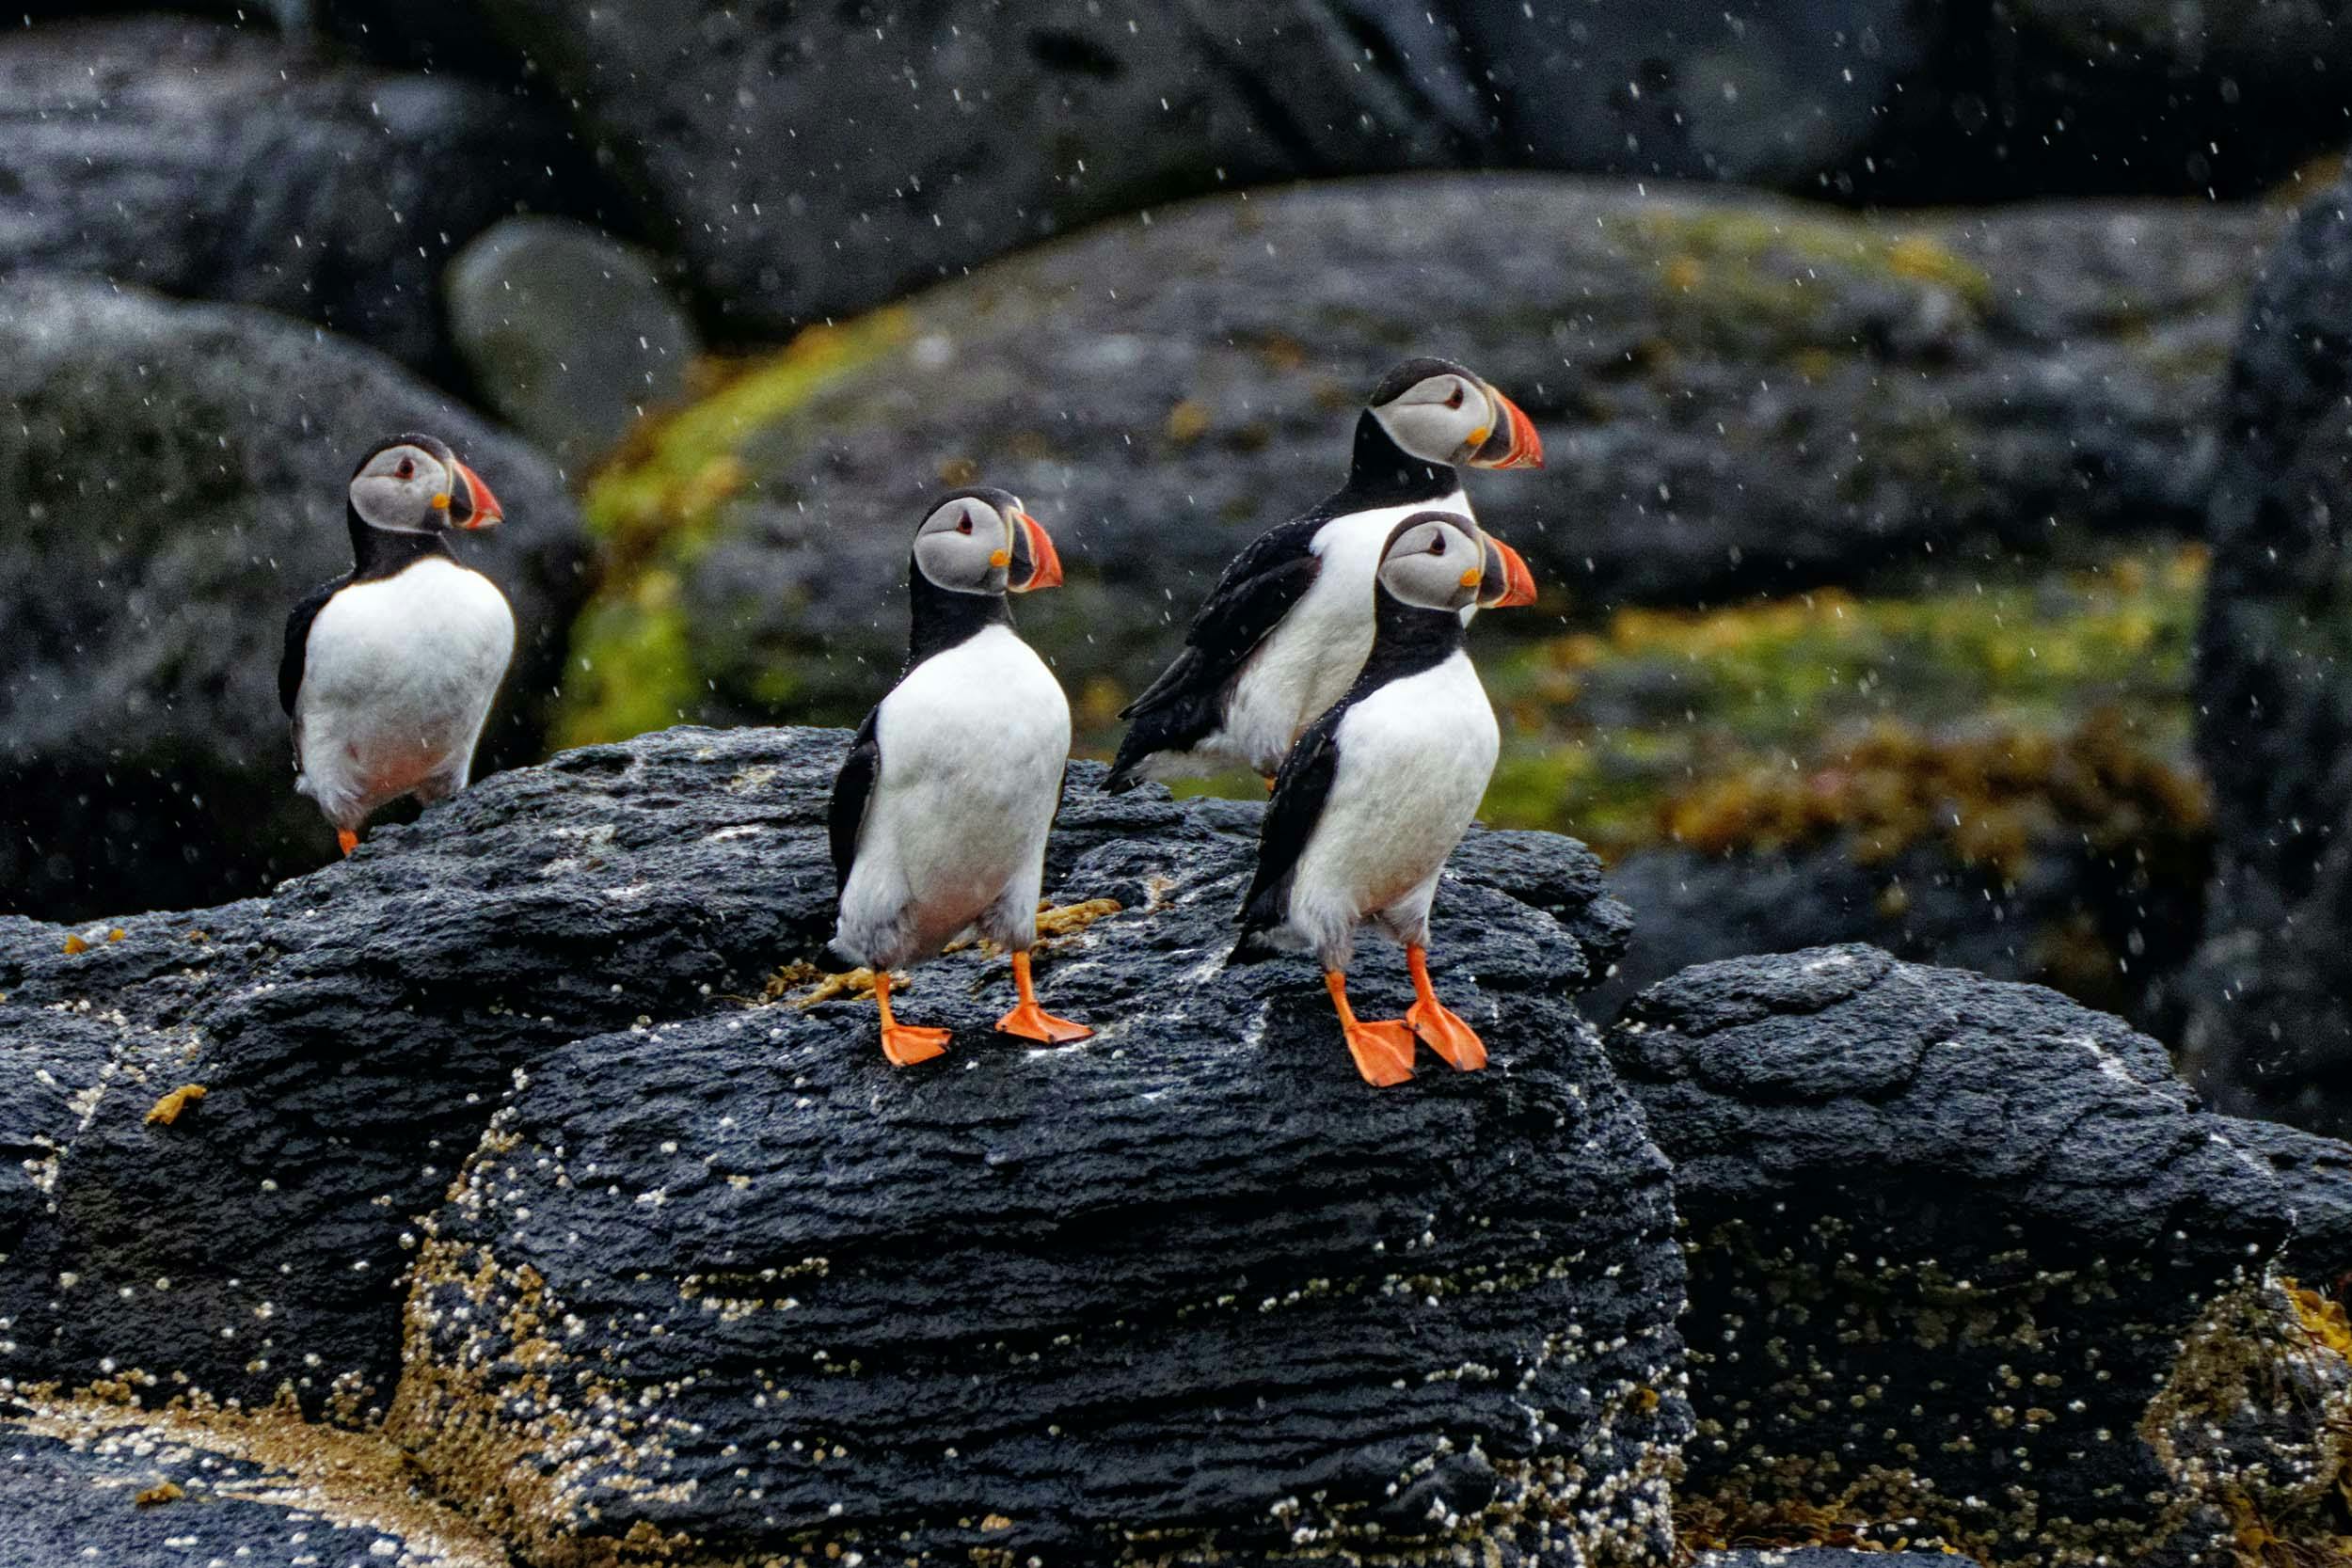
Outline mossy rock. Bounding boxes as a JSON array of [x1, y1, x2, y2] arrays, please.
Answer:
[[553, 176, 2281, 751]]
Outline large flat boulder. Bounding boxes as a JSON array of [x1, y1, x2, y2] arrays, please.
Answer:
[[1610, 946, 2345, 1566], [0, 15, 600, 380], [0, 713, 1656, 1566], [392, 816, 1678, 1564], [554, 176, 2281, 746], [0, 274, 588, 921]]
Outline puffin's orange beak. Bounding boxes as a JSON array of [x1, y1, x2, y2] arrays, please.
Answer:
[[1010, 509, 1062, 592], [1479, 535, 1537, 609], [453, 460, 504, 529], [1470, 388, 1544, 470]]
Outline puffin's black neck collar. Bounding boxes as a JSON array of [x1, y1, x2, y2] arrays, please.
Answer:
[[1342, 413, 1464, 510], [1348, 586, 1469, 696], [348, 504, 455, 580], [905, 560, 1013, 669]]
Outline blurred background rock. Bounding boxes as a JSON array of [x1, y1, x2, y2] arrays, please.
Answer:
[[4, 0, 2352, 1131]]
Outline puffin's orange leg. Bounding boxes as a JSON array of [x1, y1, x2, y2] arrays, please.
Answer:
[[336, 829, 360, 857], [874, 971, 950, 1067], [994, 950, 1093, 1044], [1405, 944, 1486, 1072], [1327, 970, 1416, 1086]]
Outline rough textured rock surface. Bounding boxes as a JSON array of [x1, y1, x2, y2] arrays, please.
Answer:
[[472, 0, 1481, 337], [2219, 1115, 2352, 1289], [0, 1400, 509, 1566], [560, 176, 2282, 742], [0, 724, 1677, 1568], [0, 16, 598, 380], [445, 215, 700, 467], [1610, 946, 2322, 1566], [394, 815, 1678, 1565], [2182, 166, 2352, 1137], [0, 275, 589, 921]]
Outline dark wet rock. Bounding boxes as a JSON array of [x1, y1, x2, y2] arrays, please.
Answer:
[[557, 176, 2281, 745], [0, 1401, 511, 1567], [445, 216, 700, 467], [2220, 1116, 2352, 1290], [0, 274, 589, 922], [0, 717, 1650, 1517], [473, 0, 1479, 337], [1847, 5, 2352, 204], [1455, 1, 1935, 188], [2181, 166, 2352, 1136], [1609, 945, 2313, 1565], [389, 800, 1677, 1565], [0, 16, 599, 380]]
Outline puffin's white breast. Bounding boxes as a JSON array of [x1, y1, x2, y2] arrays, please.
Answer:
[[1291, 648, 1499, 921], [1219, 490, 1470, 774], [841, 624, 1072, 956], [295, 556, 515, 812]]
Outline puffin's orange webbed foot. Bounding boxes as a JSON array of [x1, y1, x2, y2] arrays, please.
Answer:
[[1343, 1019, 1419, 1086], [1406, 944, 1486, 1072], [874, 971, 950, 1067], [1326, 970, 1416, 1086], [995, 951, 1092, 1044], [336, 829, 359, 857], [880, 1023, 953, 1066]]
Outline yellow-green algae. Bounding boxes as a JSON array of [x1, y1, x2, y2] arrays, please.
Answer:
[[1477, 544, 2207, 855], [552, 309, 914, 750]]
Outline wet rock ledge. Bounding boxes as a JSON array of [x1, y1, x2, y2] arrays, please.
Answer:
[[0, 725, 2347, 1564], [0, 724, 1680, 1565]]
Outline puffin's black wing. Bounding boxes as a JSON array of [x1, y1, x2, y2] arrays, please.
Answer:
[[828, 706, 882, 895], [1106, 518, 1325, 789], [278, 580, 340, 718], [1234, 708, 1343, 947]]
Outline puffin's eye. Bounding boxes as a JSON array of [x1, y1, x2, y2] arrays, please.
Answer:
[[395, 457, 415, 480], [956, 510, 974, 535], [1444, 385, 1465, 410], [1428, 534, 1446, 554]]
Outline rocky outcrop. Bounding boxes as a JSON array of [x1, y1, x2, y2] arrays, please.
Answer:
[[464, 2, 2337, 341], [0, 725, 1679, 1565], [8, 721, 2352, 1562], [445, 216, 701, 467], [0, 274, 588, 921], [1609, 946, 2330, 1566], [0, 16, 598, 379], [556, 176, 2281, 746], [469, 0, 1479, 338], [392, 826, 1677, 1565], [2180, 165, 2352, 1136]]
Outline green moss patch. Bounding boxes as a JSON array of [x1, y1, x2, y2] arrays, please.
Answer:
[[551, 309, 914, 749], [1481, 544, 2207, 857]]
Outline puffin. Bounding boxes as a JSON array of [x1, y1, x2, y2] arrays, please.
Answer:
[[826, 486, 1090, 1066], [278, 433, 513, 857], [1104, 356, 1540, 792], [1230, 512, 1525, 1087]]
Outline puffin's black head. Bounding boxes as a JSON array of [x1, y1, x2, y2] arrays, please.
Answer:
[[348, 433, 505, 534], [1378, 512, 1511, 615], [1365, 357, 1544, 472], [912, 485, 1063, 596]]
